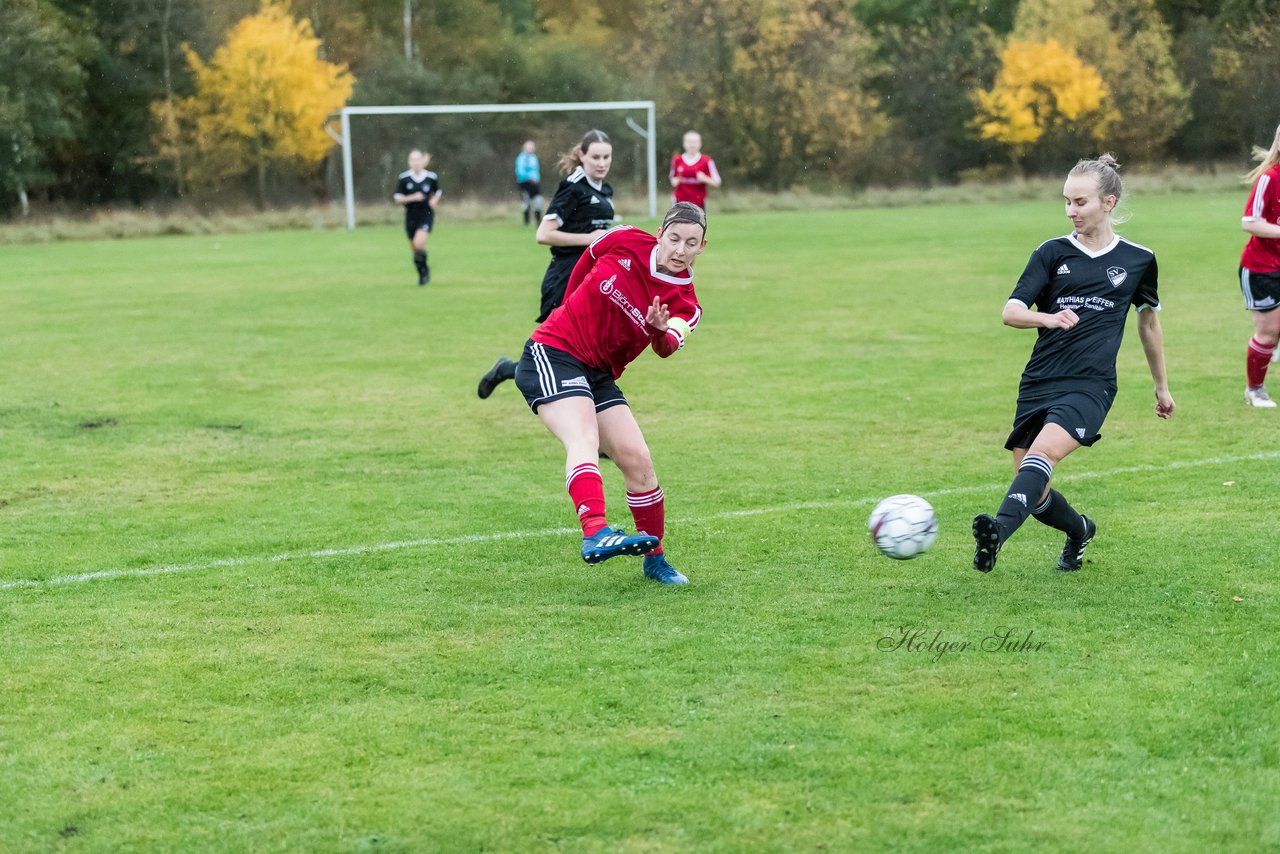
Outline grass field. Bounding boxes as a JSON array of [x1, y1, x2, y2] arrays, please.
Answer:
[[2, 193, 1278, 852]]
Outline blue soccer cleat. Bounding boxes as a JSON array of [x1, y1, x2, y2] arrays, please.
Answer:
[[643, 554, 689, 585], [581, 527, 660, 565]]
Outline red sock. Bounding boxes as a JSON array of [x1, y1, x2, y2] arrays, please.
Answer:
[[566, 463, 607, 536], [626, 486, 665, 555], [1248, 337, 1275, 388]]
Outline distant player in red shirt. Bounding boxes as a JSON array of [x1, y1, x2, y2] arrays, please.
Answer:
[[1239, 122, 1280, 408], [669, 131, 720, 210], [513, 203, 708, 584]]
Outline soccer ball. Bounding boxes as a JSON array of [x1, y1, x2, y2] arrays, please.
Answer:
[[868, 494, 938, 560]]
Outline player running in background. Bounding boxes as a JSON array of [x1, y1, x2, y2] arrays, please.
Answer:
[[512, 203, 707, 585], [1238, 122, 1280, 407], [478, 130, 616, 399], [392, 149, 442, 286], [972, 154, 1174, 573], [515, 140, 543, 226], [669, 131, 721, 210]]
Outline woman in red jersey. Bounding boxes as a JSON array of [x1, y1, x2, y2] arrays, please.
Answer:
[[513, 203, 707, 585], [1239, 122, 1280, 408], [669, 131, 721, 210]]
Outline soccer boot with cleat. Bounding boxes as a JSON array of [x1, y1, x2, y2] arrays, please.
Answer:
[[581, 526, 660, 565], [972, 513, 1002, 573], [643, 554, 689, 585], [1057, 515, 1097, 572], [418, 267, 431, 286], [1245, 385, 1277, 408], [477, 357, 516, 399]]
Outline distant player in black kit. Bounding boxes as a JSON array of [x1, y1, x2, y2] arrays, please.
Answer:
[[392, 149, 442, 286], [478, 130, 616, 398], [973, 154, 1175, 573]]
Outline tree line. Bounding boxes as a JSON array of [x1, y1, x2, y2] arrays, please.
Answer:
[[2, 0, 1277, 215]]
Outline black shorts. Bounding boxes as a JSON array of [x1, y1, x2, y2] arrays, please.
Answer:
[[1239, 266, 1280, 312], [1006, 384, 1114, 450], [514, 340, 628, 414], [405, 210, 434, 239], [537, 253, 581, 323], [517, 180, 541, 199]]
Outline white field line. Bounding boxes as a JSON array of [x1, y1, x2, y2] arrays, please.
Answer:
[[3, 449, 1277, 592]]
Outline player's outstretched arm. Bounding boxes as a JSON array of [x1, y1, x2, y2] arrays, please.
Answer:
[[1137, 309, 1174, 419], [1002, 299, 1079, 330]]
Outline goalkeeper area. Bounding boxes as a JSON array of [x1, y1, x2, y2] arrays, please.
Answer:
[[338, 101, 658, 229]]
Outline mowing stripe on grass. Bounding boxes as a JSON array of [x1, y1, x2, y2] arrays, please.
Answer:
[[3, 449, 1276, 592]]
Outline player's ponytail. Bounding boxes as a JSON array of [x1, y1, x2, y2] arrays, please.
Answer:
[[557, 129, 611, 175], [1245, 122, 1280, 184], [1069, 153, 1128, 224]]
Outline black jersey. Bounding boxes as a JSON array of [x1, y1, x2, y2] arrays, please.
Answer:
[[543, 167, 615, 258], [394, 170, 441, 219], [1009, 234, 1160, 389]]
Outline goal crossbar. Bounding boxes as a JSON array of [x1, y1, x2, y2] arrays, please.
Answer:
[[339, 100, 657, 230]]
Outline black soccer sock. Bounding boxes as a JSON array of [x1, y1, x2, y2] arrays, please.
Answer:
[[994, 453, 1054, 543], [498, 359, 517, 381], [413, 251, 427, 274], [1032, 489, 1085, 536]]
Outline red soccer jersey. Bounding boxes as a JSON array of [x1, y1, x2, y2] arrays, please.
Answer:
[[1242, 164, 1280, 273], [670, 153, 719, 208], [531, 226, 702, 379]]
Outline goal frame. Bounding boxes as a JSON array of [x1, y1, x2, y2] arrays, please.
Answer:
[[338, 100, 658, 230]]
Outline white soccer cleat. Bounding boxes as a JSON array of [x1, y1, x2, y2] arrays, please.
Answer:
[[1245, 386, 1278, 408]]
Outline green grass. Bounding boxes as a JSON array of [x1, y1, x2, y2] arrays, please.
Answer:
[[1, 194, 1278, 852]]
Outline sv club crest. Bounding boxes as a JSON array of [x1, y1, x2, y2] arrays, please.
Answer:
[[1106, 266, 1127, 287]]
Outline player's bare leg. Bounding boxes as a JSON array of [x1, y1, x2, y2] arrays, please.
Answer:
[[536, 397, 656, 564], [411, 229, 430, 286], [598, 406, 687, 584]]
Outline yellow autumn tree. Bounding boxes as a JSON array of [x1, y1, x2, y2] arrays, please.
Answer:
[[973, 39, 1114, 160], [156, 1, 352, 207]]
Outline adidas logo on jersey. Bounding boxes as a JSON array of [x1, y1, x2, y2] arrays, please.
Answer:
[[1057, 264, 1071, 275], [618, 258, 631, 271], [1008, 493, 1027, 507], [590, 194, 600, 203]]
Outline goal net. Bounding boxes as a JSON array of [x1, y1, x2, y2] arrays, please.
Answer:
[[337, 101, 657, 230]]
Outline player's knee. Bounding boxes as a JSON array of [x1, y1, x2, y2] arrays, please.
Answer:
[[609, 442, 653, 480]]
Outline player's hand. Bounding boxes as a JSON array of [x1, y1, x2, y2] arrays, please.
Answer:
[[1045, 309, 1079, 330], [646, 297, 670, 332], [1154, 388, 1175, 420]]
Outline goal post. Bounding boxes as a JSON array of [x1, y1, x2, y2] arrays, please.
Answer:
[[338, 100, 658, 230]]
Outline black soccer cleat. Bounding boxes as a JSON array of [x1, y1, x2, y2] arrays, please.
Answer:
[[1057, 515, 1096, 572], [972, 513, 1002, 573], [477, 357, 516, 399], [418, 267, 430, 286]]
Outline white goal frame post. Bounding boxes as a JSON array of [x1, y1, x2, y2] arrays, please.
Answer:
[[338, 100, 657, 230]]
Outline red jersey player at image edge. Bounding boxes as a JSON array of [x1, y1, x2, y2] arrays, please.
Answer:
[[511, 202, 708, 585], [669, 130, 721, 210], [1238, 121, 1280, 408]]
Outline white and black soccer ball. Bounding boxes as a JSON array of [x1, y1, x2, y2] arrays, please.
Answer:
[[868, 494, 938, 560]]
